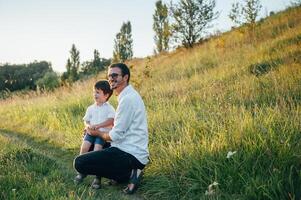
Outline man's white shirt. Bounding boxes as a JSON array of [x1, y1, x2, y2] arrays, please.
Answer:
[[109, 85, 149, 165]]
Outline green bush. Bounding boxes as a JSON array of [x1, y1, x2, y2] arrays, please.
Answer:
[[36, 71, 60, 91]]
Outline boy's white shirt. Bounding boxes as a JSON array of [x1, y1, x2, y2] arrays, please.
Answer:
[[109, 85, 149, 165], [83, 102, 115, 132]]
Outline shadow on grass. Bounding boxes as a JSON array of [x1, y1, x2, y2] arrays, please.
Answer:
[[249, 58, 283, 76], [0, 129, 145, 200], [249, 47, 301, 77], [269, 34, 301, 54], [270, 16, 299, 38]]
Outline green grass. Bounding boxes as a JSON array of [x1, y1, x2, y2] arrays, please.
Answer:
[[0, 5, 301, 200], [0, 131, 143, 200]]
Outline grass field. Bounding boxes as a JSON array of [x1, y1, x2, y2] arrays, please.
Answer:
[[0, 5, 301, 200]]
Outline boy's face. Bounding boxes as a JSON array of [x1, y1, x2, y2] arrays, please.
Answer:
[[93, 88, 108, 104]]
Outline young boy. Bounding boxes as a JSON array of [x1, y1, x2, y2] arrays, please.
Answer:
[[74, 80, 115, 189]]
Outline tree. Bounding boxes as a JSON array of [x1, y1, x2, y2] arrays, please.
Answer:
[[81, 50, 111, 76], [69, 44, 80, 81], [229, 0, 262, 27], [36, 71, 60, 91], [228, 2, 242, 26], [92, 49, 102, 73], [112, 21, 133, 62], [170, 0, 218, 48], [81, 50, 100, 75], [290, 0, 301, 7], [62, 44, 80, 83], [61, 58, 71, 83], [153, 0, 171, 53], [66, 58, 71, 75]]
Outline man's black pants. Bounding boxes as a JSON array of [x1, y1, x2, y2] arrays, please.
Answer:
[[74, 147, 144, 183]]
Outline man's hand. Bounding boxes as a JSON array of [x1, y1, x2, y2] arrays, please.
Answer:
[[87, 127, 100, 137], [86, 127, 112, 142]]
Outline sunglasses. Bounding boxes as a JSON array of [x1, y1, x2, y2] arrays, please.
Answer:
[[108, 73, 122, 79]]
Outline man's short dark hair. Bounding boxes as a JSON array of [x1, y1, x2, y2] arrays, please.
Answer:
[[109, 63, 130, 83], [94, 80, 113, 101]]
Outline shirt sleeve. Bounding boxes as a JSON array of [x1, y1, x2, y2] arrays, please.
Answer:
[[109, 96, 134, 142], [107, 104, 115, 119], [83, 106, 91, 122]]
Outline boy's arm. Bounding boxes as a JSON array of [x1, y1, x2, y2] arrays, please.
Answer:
[[93, 118, 114, 130]]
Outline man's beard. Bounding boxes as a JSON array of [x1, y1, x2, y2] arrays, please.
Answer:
[[110, 80, 118, 89]]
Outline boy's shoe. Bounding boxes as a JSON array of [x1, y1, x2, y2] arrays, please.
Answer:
[[74, 173, 86, 184], [91, 177, 101, 189]]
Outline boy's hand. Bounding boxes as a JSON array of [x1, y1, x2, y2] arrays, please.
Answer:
[[90, 125, 97, 130], [87, 128, 99, 137]]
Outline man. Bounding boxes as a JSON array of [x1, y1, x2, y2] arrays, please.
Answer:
[[74, 63, 149, 194]]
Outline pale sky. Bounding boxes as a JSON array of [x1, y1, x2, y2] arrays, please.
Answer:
[[0, 0, 290, 72]]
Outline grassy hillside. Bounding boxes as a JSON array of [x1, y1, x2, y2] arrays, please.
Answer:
[[1, 6, 301, 200]]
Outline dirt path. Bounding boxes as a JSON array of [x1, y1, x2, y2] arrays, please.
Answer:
[[0, 129, 75, 170]]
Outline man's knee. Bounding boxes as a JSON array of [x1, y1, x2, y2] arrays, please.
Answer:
[[74, 155, 84, 173]]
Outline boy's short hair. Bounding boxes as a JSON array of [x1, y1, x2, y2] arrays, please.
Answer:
[[94, 80, 113, 101]]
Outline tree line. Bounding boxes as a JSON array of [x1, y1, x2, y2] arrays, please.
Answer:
[[1, 0, 267, 95], [0, 61, 56, 92]]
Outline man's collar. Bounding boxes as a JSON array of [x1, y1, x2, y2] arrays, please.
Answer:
[[118, 84, 132, 101]]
